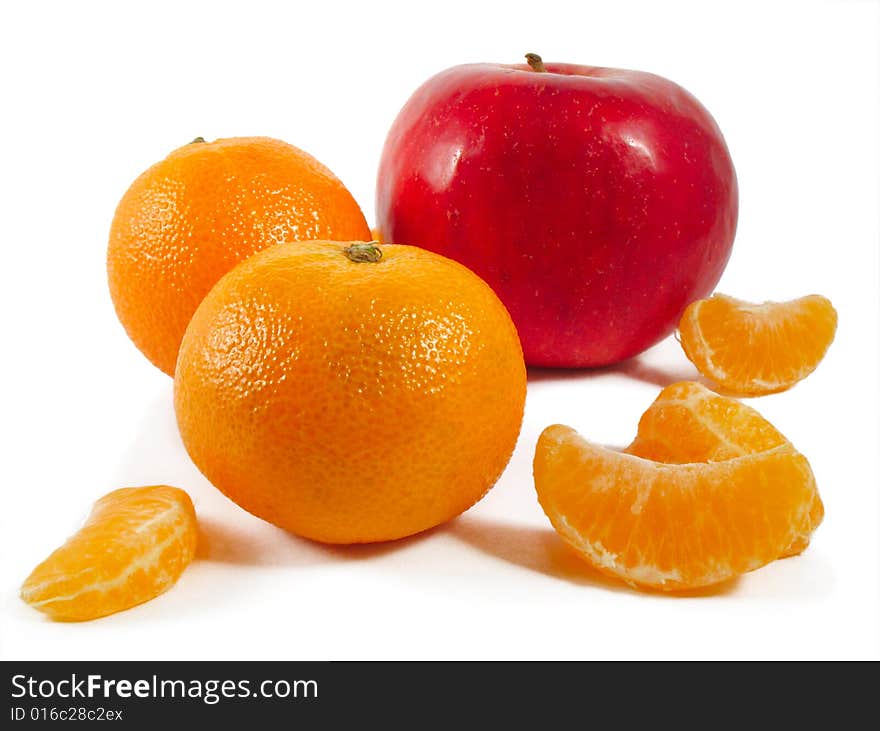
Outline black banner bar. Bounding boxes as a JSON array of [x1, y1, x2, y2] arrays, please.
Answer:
[[2, 660, 870, 724]]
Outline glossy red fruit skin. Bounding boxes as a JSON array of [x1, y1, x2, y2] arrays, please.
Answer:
[[376, 62, 738, 367]]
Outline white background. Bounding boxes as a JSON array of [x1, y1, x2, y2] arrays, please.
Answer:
[[1, 0, 877, 660]]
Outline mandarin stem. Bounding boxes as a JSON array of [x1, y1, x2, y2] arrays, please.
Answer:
[[344, 242, 383, 263]]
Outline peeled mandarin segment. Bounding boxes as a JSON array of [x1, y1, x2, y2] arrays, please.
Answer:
[[534, 425, 820, 591], [626, 381, 789, 463], [626, 381, 823, 557], [678, 294, 838, 395], [20, 486, 197, 621]]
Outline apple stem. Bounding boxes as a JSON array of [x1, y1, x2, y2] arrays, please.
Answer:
[[344, 241, 383, 263], [525, 53, 546, 72]]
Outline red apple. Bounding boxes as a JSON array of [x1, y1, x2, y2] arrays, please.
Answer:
[[376, 54, 738, 367]]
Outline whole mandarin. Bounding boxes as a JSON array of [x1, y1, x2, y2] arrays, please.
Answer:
[[108, 136, 371, 375], [174, 240, 526, 544]]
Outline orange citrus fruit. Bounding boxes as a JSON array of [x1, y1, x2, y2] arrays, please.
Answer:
[[678, 293, 837, 395], [626, 381, 823, 556], [174, 240, 526, 544], [21, 486, 197, 621], [107, 136, 371, 376], [534, 424, 819, 591]]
